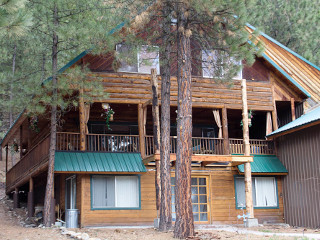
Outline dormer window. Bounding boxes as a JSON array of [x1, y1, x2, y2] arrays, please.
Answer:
[[202, 50, 242, 79], [116, 44, 160, 74]]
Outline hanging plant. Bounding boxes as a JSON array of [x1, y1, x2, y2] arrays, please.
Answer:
[[101, 107, 115, 130], [11, 142, 19, 153], [29, 116, 40, 133], [240, 110, 254, 128]]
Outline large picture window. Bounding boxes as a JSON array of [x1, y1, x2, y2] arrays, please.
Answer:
[[116, 44, 160, 74], [235, 176, 278, 208], [202, 50, 242, 79], [91, 175, 140, 209]]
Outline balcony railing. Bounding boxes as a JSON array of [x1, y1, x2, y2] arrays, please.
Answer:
[[145, 135, 224, 156], [86, 134, 139, 152], [229, 138, 275, 155], [6, 134, 50, 190], [56, 132, 274, 155]]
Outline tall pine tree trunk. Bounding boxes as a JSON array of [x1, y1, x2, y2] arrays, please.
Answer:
[[9, 44, 16, 127], [174, 4, 194, 239], [44, 3, 58, 227], [159, 2, 172, 232]]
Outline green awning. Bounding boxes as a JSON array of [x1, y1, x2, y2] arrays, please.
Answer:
[[54, 151, 147, 173], [238, 155, 288, 174]]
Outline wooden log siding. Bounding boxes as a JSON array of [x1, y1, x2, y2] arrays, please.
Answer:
[[6, 135, 50, 191], [77, 169, 284, 227], [88, 73, 274, 110]]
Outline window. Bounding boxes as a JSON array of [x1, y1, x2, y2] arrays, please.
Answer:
[[235, 176, 278, 208], [91, 175, 140, 209], [171, 177, 209, 222], [202, 50, 242, 79], [116, 44, 160, 74]]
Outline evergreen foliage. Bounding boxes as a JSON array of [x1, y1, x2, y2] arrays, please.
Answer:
[[249, 0, 320, 66]]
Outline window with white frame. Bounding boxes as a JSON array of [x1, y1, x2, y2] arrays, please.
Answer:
[[235, 176, 278, 208], [202, 50, 242, 79], [91, 175, 140, 209], [116, 44, 160, 74]]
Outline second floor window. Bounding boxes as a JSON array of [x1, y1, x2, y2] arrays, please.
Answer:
[[116, 44, 160, 74], [202, 50, 242, 80]]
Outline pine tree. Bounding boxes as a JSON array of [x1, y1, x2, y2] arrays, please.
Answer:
[[249, 0, 320, 66], [0, 0, 124, 226], [124, 0, 262, 238]]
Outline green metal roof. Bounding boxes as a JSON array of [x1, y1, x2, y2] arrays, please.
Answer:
[[238, 155, 288, 174], [54, 151, 147, 173]]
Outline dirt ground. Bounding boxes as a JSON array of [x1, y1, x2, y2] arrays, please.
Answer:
[[0, 188, 319, 240]]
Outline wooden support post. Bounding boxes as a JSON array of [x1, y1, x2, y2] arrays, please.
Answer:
[[270, 76, 278, 130], [13, 187, 19, 209], [290, 98, 296, 121], [151, 69, 161, 212], [5, 145, 8, 173], [138, 104, 146, 159], [222, 106, 230, 155], [241, 79, 254, 220], [28, 177, 34, 217], [79, 89, 86, 151], [20, 125, 23, 159]]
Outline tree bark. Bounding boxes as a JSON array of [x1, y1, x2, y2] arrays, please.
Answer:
[[241, 78, 254, 219], [151, 69, 161, 212], [43, 3, 58, 227], [159, 2, 172, 232], [174, 4, 194, 239], [9, 44, 16, 127]]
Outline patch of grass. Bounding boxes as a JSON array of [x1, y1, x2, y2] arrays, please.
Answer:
[[259, 229, 272, 233]]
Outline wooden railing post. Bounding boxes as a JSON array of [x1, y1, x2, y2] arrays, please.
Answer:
[[79, 89, 86, 151], [222, 106, 230, 155], [241, 79, 256, 225], [138, 104, 146, 158], [28, 177, 34, 217]]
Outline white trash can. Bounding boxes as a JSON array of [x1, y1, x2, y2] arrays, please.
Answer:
[[65, 209, 79, 228]]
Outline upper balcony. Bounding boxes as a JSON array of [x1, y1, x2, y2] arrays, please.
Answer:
[[56, 132, 275, 156]]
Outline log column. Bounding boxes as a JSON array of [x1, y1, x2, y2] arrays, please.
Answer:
[[222, 106, 230, 155], [13, 187, 19, 209], [138, 104, 146, 159], [5, 145, 9, 173], [28, 177, 34, 217], [79, 89, 86, 151], [241, 79, 257, 226], [290, 98, 296, 121]]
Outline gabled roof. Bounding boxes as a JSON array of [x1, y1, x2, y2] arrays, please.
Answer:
[[247, 24, 320, 107], [267, 105, 320, 139]]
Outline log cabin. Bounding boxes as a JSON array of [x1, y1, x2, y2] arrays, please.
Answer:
[[1, 24, 320, 227]]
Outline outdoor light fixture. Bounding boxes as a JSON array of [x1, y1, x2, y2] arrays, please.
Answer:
[[102, 103, 110, 110]]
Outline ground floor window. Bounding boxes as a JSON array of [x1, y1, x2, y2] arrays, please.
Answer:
[[235, 176, 278, 208], [91, 175, 140, 209], [171, 176, 209, 222]]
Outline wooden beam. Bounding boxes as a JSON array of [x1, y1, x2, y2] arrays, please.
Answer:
[[138, 104, 145, 159], [79, 89, 86, 151], [20, 125, 23, 159], [291, 98, 296, 121], [222, 106, 230, 155], [5, 145, 8, 173], [270, 74, 279, 130], [241, 78, 254, 219], [28, 177, 34, 217]]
